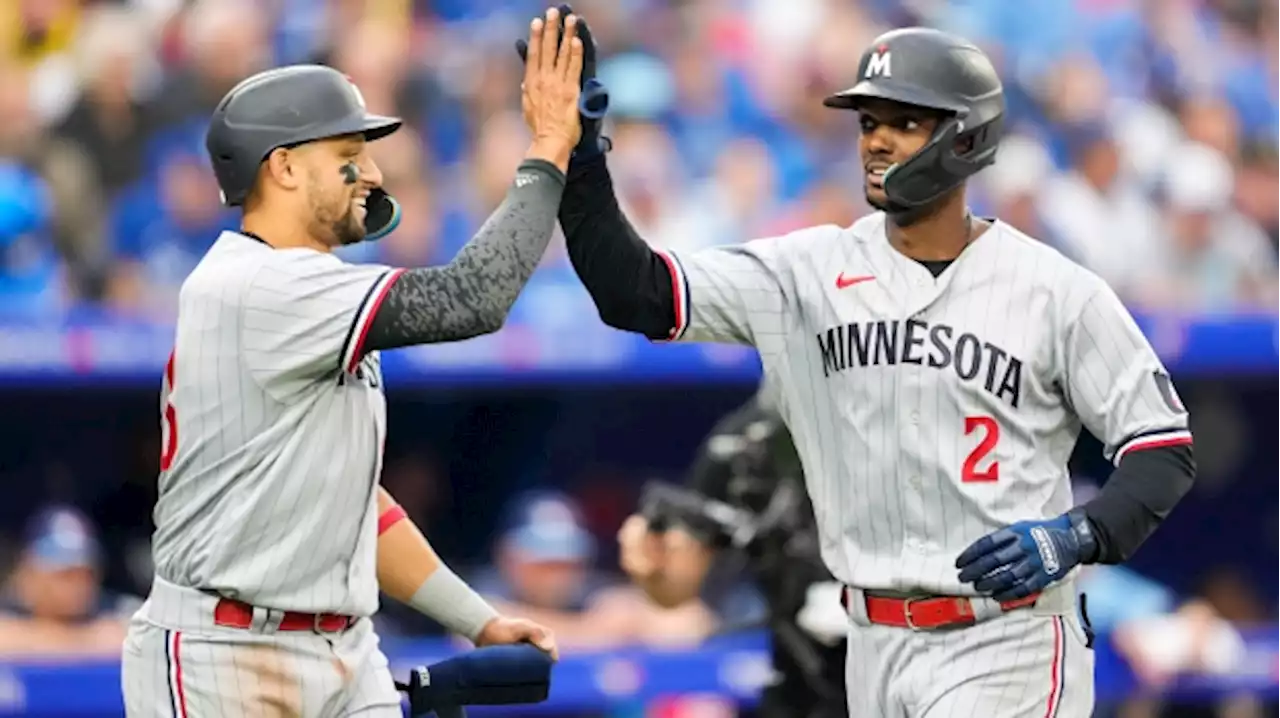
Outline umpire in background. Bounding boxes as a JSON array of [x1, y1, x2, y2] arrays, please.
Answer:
[[617, 385, 847, 718]]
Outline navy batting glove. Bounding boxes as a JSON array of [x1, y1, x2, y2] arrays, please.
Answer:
[[954, 508, 1098, 604], [396, 645, 553, 718], [515, 4, 611, 161]]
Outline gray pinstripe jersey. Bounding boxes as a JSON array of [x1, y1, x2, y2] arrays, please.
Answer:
[[660, 213, 1191, 595], [150, 231, 404, 616]]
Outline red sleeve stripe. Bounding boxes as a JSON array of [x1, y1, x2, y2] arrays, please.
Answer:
[[1114, 429, 1193, 465], [652, 250, 690, 342], [343, 268, 406, 374], [378, 504, 408, 535]]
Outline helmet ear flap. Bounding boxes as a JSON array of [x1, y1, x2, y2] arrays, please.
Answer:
[[943, 113, 1003, 175], [881, 112, 1003, 216], [880, 117, 963, 210]]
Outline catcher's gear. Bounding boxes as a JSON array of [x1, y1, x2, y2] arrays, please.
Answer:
[[823, 27, 1005, 218], [395, 644, 554, 718], [515, 4, 611, 160], [205, 64, 403, 240]]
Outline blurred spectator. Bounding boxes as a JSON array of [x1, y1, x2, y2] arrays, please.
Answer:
[[54, 4, 159, 200], [430, 109, 533, 262], [1198, 567, 1271, 627], [655, 135, 782, 252], [1131, 142, 1277, 313], [2, 0, 80, 68], [145, 0, 269, 132], [1, 0, 85, 122], [1179, 95, 1244, 164], [0, 60, 105, 312], [974, 134, 1057, 244], [324, 13, 449, 142], [104, 129, 237, 319], [0, 505, 139, 658], [1233, 141, 1279, 250], [470, 490, 718, 650], [1038, 123, 1162, 298]]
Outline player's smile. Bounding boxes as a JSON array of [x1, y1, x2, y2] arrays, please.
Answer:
[[865, 160, 892, 190], [352, 191, 368, 222]]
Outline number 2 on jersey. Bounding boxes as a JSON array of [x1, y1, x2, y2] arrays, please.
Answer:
[[962, 416, 999, 482], [160, 351, 178, 471]]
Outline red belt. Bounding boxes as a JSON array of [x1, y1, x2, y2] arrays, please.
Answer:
[[213, 598, 354, 633], [843, 588, 1039, 630]]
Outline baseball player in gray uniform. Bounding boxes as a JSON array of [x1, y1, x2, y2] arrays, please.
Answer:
[[122, 9, 586, 716], [552, 22, 1198, 718]]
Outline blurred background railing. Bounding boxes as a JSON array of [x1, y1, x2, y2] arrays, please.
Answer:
[[0, 0, 1275, 716]]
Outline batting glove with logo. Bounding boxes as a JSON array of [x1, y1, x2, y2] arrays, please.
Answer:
[[515, 4, 611, 161], [955, 507, 1098, 604]]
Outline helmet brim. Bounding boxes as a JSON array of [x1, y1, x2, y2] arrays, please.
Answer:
[[288, 114, 403, 149], [359, 114, 402, 142], [822, 80, 970, 117]]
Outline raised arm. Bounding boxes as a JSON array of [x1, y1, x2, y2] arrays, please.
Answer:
[[362, 8, 586, 352], [559, 155, 795, 347]]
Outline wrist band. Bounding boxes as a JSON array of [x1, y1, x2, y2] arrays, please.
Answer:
[[410, 565, 499, 641], [378, 505, 408, 535]]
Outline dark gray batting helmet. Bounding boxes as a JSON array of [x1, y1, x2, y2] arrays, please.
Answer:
[[823, 27, 1005, 215], [205, 64, 403, 239]]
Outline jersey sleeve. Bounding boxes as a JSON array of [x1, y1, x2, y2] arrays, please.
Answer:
[[659, 235, 792, 347], [242, 252, 404, 400], [1060, 277, 1193, 465]]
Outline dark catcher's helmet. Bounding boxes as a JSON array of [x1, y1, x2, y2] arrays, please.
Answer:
[[823, 27, 1005, 217], [205, 64, 403, 240]]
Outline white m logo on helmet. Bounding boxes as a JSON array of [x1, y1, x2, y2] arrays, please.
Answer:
[[865, 48, 892, 78]]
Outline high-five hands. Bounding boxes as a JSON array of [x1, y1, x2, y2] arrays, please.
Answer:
[[521, 6, 584, 171], [517, 4, 611, 161]]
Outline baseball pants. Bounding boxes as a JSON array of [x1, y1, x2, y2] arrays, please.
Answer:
[[842, 587, 1095, 718], [122, 576, 402, 717]]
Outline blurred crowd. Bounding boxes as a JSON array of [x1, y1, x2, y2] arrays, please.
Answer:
[[0, 0, 1275, 322], [0, 3, 1273, 715]]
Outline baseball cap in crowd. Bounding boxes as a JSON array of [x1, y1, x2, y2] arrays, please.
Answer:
[[499, 491, 596, 563], [23, 505, 100, 571]]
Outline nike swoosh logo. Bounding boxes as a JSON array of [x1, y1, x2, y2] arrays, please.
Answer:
[[836, 273, 875, 289]]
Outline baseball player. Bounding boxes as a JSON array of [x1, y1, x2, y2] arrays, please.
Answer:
[[549, 22, 1198, 718], [121, 9, 585, 716]]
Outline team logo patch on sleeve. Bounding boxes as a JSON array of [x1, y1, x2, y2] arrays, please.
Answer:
[[1152, 371, 1185, 413]]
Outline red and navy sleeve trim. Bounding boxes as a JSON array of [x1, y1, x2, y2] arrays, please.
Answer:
[[1113, 427, 1194, 465], [653, 250, 690, 342], [339, 269, 406, 374]]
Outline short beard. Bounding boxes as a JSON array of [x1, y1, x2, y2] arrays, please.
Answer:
[[306, 175, 366, 246]]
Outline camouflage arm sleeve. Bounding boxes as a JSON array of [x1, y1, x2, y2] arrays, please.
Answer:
[[364, 159, 565, 349]]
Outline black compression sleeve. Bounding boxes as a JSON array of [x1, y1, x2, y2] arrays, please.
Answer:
[[559, 155, 677, 340], [1082, 443, 1196, 564]]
